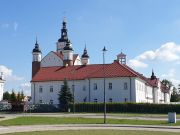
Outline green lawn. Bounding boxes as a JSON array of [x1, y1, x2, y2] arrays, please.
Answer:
[[0, 116, 179, 126], [1, 130, 180, 135]]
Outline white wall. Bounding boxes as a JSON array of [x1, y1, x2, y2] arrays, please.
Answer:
[[74, 55, 82, 65], [0, 80, 5, 101], [31, 77, 137, 104], [41, 52, 63, 67], [31, 77, 170, 104]]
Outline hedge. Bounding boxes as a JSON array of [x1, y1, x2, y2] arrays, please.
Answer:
[[69, 102, 180, 113]]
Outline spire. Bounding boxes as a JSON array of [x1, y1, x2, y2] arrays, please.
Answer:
[[151, 69, 156, 80], [33, 37, 41, 53], [58, 19, 68, 42], [82, 45, 89, 58]]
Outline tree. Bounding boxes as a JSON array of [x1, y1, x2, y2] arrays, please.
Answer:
[[17, 92, 21, 102], [3, 91, 10, 100], [170, 87, 180, 102], [58, 79, 73, 111], [20, 91, 24, 101], [10, 90, 17, 102], [162, 79, 173, 88], [178, 84, 180, 93]]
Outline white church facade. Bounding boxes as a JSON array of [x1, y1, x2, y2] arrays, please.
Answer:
[[31, 20, 171, 105], [0, 73, 5, 101]]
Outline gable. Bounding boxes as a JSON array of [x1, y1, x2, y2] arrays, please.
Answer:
[[41, 51, 63, 67], [74, 55, 81, 65]]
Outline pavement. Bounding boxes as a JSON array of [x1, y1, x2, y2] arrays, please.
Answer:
[[0, 124, 180, 134]]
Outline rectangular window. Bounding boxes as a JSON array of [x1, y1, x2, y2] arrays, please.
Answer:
[[109, 83, 112, 90], [124, 98, 128, 102], [94, 98, 97, 103], [50, 86, 53, 92], [124, 82, 128, 90], [109, 98, 112, 102], [39, 86, 43, 93], [39, 100, 42, 104], [50, 100, 53, 104], [94, 83, 97, 90], [83, 85, 86, 91]]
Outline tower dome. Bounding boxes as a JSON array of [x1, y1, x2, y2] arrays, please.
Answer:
[[81, 46, 90, 65]]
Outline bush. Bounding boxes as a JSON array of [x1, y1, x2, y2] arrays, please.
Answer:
[[30, 104, 59, 113], [69, 102, 180, 113]]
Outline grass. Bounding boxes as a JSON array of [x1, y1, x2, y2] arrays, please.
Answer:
[[0, 116, 179, 126], [1, 130, 180, 135]]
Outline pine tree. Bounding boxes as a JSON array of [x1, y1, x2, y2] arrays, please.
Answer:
[[58, 79, 73, 111], [17, 92, 21, 102], [3, 91, 10, 101], [20, 90, 24, 101], [10, 90, 17, 102]]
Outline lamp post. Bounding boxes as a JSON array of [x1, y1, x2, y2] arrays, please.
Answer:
[[73, 64, 75, 114], [102, 46, 107, 124]]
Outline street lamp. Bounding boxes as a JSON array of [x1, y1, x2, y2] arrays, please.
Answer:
[[102, 46, 107, 124], [73, 64, 75, 114]]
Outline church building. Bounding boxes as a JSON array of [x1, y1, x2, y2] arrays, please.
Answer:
[[0, 73, 5, 101], [31, 19, 171, 105]]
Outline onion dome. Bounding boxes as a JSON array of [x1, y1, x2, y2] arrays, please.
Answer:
[[63, 40, 73, 51], [33, 39, 41, 53], [82, 46, 89, 58]]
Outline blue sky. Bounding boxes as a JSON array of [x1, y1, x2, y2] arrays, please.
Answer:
[[0, 0, 180, 95]]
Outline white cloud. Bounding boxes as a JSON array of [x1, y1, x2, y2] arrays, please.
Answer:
[[129, 59, 148, 68], [0, 65, 24, 82], [13, 22, 18, 31], [129, 42, 180, 68], [161, 68, 180, 87], [20, 82, 31, 96]]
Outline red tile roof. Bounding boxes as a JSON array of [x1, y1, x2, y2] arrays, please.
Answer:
[[32, 61, 137, 82]]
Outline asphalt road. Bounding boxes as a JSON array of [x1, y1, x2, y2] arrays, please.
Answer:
[[0, 124, 180, 134]]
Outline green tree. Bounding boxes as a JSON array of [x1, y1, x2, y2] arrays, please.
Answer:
[[17, 92, 21, 102], [10, 90, 17, 102], [162, 79, 173, 88], [20, 90, 24, 101], [178, 84, 180, 93], [3, 91, 10, 100], [170, 87, 180, 102], [58, 79, 73, 112]]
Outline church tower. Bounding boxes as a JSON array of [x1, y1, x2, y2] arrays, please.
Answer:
[[81, 46, 90, 65], [151, 69, 157, 80], [62, 39, 73, 66], [0, 72, 5, 101], [32, 38, 42, 77], [117, 51, 126, 64], [57, 19, 69, 53]]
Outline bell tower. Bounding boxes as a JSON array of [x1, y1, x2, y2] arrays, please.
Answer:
[[57, 18, 69, 53], [117, 50, 126, 64], [81, 46, 90, 65], [32, 38, 42, 77], [62, 40, 73, 66]]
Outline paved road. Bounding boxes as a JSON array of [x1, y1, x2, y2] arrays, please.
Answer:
[[0, 124, 180, 134]]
